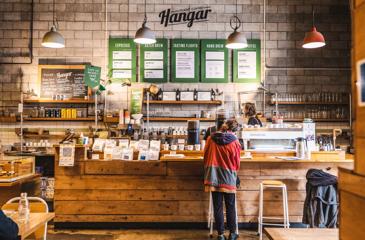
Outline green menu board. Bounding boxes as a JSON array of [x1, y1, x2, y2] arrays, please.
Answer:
[[130, 88, 143, 114], [108, 38, 137, 83], [233, 39, 261, 83], [84, 65, 101, 88], [140, 39, 168, 83], [171, 39, 200, 83], [201, 39, 228, 83]]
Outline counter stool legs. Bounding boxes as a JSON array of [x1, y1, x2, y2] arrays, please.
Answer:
[[258, 182, 290, 240]]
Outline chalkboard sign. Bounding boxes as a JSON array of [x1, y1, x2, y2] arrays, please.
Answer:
[[201, 39, 228, 83], [171, 39, 200, 83], [38, 65, 87, 99]]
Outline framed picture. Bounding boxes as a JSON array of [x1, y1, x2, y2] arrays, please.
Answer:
[[357, 59, 365, 106]]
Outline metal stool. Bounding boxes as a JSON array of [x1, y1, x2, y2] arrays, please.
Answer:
[[258, 180, 290, 240], [208, 192, 239, 238]]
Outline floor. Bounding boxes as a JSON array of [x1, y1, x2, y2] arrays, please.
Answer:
[[48, 228, 266, 240]]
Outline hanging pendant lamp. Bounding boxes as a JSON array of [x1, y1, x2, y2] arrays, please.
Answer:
[[302, 10, 325, 49], [42, 0, 64, 48], [226, 0, 247, 49], [134, 0, 156, 44]]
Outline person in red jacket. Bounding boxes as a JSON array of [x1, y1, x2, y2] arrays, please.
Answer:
[[204, 119, 241, 240]]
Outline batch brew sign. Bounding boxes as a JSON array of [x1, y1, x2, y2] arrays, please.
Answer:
[[159, 6, 212, 28], [201, 39, 228, 83], [109, 38, 137, 82], [171, 39, 200, 83], [233, 39, 261, 83], [38, 65, 87, 99], [140, 39, 168, 83], [84, 65, 101, 88]]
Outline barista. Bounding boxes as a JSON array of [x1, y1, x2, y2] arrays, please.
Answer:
[[203, 109, 227, 140], [244, 103, 262, 127]]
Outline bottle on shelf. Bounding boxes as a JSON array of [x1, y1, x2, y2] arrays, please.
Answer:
[[176, 89, 181, 101], [194, 89, 198, 101], [18, 192, 30, 222], [211, 89, 215, 101]]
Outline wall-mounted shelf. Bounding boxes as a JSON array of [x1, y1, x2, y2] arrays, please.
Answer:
[[146, 117, 215, 122], [24, 99, 95, 104], [0, 116, 17, 123], [143, 100, 222, 105], [103, 117, 119, 123], [22, 134, 65, 139], [284, 118, 349, 122], [270, 101, 348, 105], [24, 117, 95, 121]]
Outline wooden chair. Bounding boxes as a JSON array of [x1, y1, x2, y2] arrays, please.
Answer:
[[2, 197, 49, 240]]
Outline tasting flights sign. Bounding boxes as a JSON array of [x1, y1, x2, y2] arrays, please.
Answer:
[[159, 6, 212, 28], [171, 39, 200, 83]]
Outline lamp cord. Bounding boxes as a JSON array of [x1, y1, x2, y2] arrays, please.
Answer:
[[143, 0, 147, 25], [312, 9, 315, 27], [230, 0, 241, 31]]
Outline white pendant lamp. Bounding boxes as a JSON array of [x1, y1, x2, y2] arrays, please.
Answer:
[[226, 0, 247, 49], [42, 0, 65, 48], [134, 0, 156, 44]]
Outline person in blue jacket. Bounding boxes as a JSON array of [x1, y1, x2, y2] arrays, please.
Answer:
[[0, 210, 19, 240]]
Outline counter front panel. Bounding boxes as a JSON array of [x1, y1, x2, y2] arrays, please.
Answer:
[[54, 147, 353, 225]]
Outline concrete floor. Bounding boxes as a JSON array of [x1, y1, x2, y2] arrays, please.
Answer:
[[48, 228, 267, 240]]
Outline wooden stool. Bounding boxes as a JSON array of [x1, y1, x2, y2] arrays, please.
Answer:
[[258, 180, 290, 240]]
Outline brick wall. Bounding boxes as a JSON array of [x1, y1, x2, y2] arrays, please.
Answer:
[[0, 0, 351, 144]]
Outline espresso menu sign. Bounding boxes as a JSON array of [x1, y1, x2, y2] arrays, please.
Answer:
[[233, 39, 261, 83], [171, 39, 200, 83], [38, 65, 87, 99], [140, 39, 168, 83], [108, 38, 137, 82], [201, 39, 228, 83]]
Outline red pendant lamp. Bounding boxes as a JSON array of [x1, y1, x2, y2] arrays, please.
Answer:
[[302, 10, 326, 49]]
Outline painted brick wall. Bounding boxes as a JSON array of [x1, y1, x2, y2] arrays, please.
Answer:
[[0, 0, 351, 144]]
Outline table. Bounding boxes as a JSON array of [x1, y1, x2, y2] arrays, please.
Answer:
[[264, 228, 339, 240], [6, 212, 55, 240]]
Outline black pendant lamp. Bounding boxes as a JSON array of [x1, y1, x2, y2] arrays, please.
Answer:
[[41, 0, 65, 48], [134, 0, 156, 44], [226, 0, 247, 49]]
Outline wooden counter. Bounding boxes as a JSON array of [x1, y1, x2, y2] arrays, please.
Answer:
[[54, 147, 353, 226]]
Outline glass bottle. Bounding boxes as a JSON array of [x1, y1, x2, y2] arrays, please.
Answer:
[[176, 89, 180, 101], [193, 89, 198, 101], [18, 192, 29, 222]]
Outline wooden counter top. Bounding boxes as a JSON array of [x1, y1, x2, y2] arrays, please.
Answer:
[[159, 155, 353, 163], [0, 174, 40, 187]]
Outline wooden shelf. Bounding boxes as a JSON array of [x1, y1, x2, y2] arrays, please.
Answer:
[[0, 116, 17, 123], [146, 117, 215, 122], [22, 134, 65, 139], [24, 117, 95, 121], [143, 100, 222, 105], [284, 118, 349, 122], [270, 101, 348, 105], [24, 99, 94, 104], [103, 117, 119, 123]]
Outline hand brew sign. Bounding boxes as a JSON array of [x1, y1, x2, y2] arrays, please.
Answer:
[[159, 6, 212, 28]]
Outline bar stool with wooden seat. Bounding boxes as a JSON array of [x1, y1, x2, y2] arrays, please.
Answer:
[[258, 180, 290, 240], [2, 197, 49, 240]]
